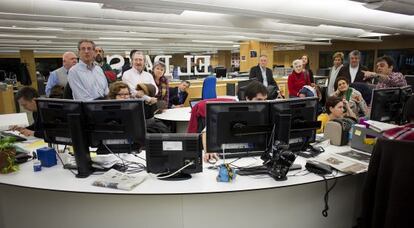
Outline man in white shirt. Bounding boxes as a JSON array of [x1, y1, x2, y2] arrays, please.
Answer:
[[122, 51, 158, 98]]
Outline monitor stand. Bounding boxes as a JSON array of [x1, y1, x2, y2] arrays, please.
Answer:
[[157, 172, 192, 181]]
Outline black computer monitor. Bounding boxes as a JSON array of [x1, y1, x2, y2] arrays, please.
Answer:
[[82, 100, 147, 154], [36, 98, 83, 145], [400, 85, 412, 124], [206, 101, 270, 155], [405, 75, 414, 88], [270, 97, 320, 152], [146, 133, 202, 180], [370, 87, 402, 123], [215, 67, 227, 78], [37, 98, 92, 177]]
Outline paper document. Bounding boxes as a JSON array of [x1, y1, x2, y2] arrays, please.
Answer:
[[0, 113, 29, 131], [365, 120, 397, 133], [92, 169, 147, 191], [312, 150, 369, 174]]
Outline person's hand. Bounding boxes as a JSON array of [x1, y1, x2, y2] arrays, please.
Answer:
[[135, 90, 145, 98], [149, 97, 157, 105], [203, 153, 219, 163], [362, 70, 376, 80], [8, 125, 22, 131], [18, 129, 34, 137], [352, 94, 362, 103]]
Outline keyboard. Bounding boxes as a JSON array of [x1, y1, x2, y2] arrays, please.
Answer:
[[218, 151, 263, 159], [1, 131, 27, 142]]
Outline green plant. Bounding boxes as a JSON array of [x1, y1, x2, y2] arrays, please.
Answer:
[[0, 136, 19, 174]]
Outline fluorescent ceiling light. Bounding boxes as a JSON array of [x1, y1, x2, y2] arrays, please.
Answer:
[[0, 26, 63, 31], [99, 37, 160, 41], [0, 34, 57, 39], [358, 32, 390, 37], [312, 38, 331, 41], [192, 40, 234, 44], [232, 44, 240, 47]]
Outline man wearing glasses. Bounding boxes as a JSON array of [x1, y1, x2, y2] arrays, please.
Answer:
[[68, 39, 109, 100]]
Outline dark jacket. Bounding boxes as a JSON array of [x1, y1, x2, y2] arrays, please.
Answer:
[[168, 87, 188, 108], [249, 65, 277, 87], [360, 138, 414, 228], [337, 64, 368, 83], [26, 112, 44, 138]]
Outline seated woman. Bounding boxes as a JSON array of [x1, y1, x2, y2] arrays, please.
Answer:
[[331, 77, 369, 117], [152, 61, 169, 110], [108, 81, 131, 100], [288, 59, 311, 98], [317, 96, 357, 133]]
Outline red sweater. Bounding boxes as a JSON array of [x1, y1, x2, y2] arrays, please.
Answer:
[[288, 71, 311, 97]]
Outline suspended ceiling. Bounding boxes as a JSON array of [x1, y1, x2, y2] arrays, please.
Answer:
[[0, 0, 413, 55]]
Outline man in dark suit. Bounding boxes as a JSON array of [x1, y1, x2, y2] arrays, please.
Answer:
[[337, 50, 369, 84], [249, 55, 278, 88], [168, 80, 190, 108]]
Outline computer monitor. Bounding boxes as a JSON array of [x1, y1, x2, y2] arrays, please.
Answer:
[[370, 87, 402, 123], [36, 98, 83, 145], [206, 101, 270, 155], [405, 75, 414, 88], [146, 133, 202, 180], [270, 97, 320, 152], [400, 85, 412, 124], [37, 98, 92, 177], [215, 67, 227, 78], [82, 100, 147, 154]]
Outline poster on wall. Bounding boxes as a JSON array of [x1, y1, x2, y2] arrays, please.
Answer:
[[241, 56, 246, 62], [250, 50, 257, 58]]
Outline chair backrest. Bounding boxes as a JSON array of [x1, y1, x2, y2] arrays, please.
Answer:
[[236, 79, 254, 100], [202, 76, 217, 100]]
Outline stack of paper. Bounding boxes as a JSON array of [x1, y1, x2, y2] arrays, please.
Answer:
[[92, 169, 147, 191]]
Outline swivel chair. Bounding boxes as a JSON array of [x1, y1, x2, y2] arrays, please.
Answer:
[[201, 76, 217, 100]]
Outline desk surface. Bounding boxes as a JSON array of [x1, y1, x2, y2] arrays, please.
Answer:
[[0, 144, 353, 195], [154, 107, 191, 122]]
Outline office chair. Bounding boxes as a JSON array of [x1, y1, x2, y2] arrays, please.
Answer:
[[405, 75, 414, 88], [360, 138, 414, 228], [201, 76, 217, 100], [236, 79, 254, 100]]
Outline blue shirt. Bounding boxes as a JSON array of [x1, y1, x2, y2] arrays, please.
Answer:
[[68, 60, 109, 101], [45, 70, 59, 96]]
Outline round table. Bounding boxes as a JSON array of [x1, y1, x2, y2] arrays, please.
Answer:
[[154, 107, 192, 133]]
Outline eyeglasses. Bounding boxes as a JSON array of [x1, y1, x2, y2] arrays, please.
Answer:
[[116, 93, 130, 97]]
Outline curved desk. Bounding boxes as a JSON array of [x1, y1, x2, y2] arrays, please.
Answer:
[[0, 144, 364, 228], [154, 107, 191, 132]]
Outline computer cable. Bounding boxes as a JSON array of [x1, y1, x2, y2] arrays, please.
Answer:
[[320, 173, 338, 217], [54, 149, 77, 176], [103, 143, 146, 174], [156, 161, 195, 179]]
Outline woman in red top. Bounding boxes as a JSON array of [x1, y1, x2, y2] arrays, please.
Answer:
[[288, 59, 311, 98]]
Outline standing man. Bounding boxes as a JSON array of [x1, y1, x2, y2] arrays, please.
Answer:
[[249, 55, 278, 88], [95, 46, 117, 83], [45, 51, 77, 97], [337, 50, 368, 84], [168, 80, 191, 108], [362, 55, 407, 89], [122, 50, 158, 97], [68, 39, 109, 101]]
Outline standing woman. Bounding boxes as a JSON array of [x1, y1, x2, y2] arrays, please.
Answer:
[[301, 54, 314, 84], [288, 59, 311, 98], [327, 52, 344, 96], [152, 61, 169, 109]]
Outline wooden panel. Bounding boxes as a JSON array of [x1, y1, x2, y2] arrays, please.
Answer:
[[0, 85, 16, 114]]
